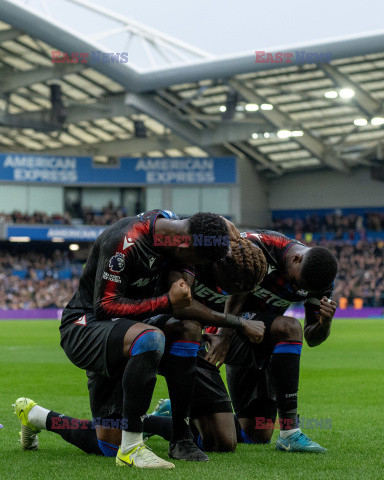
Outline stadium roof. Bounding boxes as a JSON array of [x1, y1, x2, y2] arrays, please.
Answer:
[[1, 0, 384, 176]]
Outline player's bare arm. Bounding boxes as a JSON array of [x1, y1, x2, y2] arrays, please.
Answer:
[[169, 279, 192, 312], [304, 297, 337, 347], [205, 293, 245, 367], [167, 270, 265, 343], [204, 293, 265, 367]]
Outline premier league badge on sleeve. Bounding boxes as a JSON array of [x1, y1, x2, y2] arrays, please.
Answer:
[[109, 252, 125, 273]]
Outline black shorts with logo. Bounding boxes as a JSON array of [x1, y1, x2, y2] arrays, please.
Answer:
[[192, 313, 278, 421], [61, 312, 173, 418], [88, 315, 173, 419], [60, 312, 140, 377]]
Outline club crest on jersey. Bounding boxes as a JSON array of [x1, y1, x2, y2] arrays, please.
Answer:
[[109, 252, 125, 273]]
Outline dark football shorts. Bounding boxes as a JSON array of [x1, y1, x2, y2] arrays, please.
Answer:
[[190, 353, 233, 419], [60, 312, 140, 377], [61, 313, 173, 418], [192, 312, 279, 421]]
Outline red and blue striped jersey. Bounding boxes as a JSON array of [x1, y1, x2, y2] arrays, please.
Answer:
[[61, 210, 177, 326]]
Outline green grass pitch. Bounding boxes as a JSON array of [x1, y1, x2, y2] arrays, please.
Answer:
[[0, 319, 383, 480]]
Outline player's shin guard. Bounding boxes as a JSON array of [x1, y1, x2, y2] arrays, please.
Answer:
[[122, 330, 165, 438], [270, 341, 302, 431], [46, 413, 103, 455], [163, 341, 200, 442]]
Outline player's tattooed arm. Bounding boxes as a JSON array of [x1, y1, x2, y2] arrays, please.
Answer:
[[304, 297, 337, 347]]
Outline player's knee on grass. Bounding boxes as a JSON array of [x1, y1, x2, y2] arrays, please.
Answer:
[[122, 325, 165, 358], [271, 316, 303, 344], [203, 432, 237, 452], [251, 428, 274, 444], [194, 413, 237, 452], [239, 417, 274, 444]]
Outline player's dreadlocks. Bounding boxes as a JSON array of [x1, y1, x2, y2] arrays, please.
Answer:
[[219, 223, 267, 292], [301, 246, 338, 292], [188, 212, 229, 262]]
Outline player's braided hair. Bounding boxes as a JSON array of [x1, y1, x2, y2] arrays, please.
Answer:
[[219, 224, 267, 292], [301, 246, 338, 292]]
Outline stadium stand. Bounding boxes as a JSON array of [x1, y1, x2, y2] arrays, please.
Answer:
[[1, 230, 383, 310], [2, 204, 384, 311], [270, 209, 384, 235], [0, 211, 71, 225], [0, 203, 128, 226], [315, 240, 384, 308], [3, 207, 384, 233], [0, 249, 82, 310]]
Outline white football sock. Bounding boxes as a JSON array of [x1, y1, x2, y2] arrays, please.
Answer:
[[121, 431, 143, 454], [279, 428, 300, 439], [28, 405, 50, 430]]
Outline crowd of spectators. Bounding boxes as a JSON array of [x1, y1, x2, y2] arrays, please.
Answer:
[[0, 202, 134, 227], [0, 211, 71, 225], [314, 240, 384, 308], [1, 204, 384, 309], [270, 211, 384, 235], [80, 205, 126, 226], [0, 276, 79, 310], [1, 239, 383, 310], [0, 250, 82, 310], [2, 206, 384, 233]]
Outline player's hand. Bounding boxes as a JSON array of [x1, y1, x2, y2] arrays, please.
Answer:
[[319, 297, 337, 325], [169, 279, 192, 312], [241, 319, 265, 343], [204, 334, 230, 368]]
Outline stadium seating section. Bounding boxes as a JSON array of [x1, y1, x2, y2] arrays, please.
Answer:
[[1, 206, 383, 309], [1, 239, 383, 310]]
